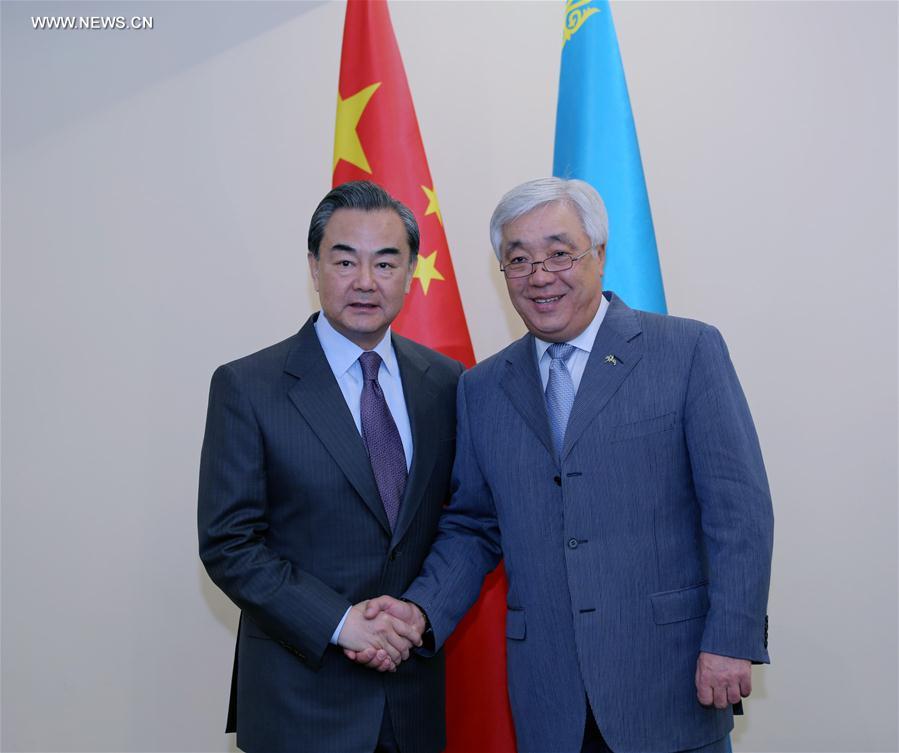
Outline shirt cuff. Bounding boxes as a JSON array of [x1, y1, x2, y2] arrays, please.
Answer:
[[330, 606, 352, 645]]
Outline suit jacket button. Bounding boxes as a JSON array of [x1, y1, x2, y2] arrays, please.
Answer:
[[553, 475, 562, 486], [567, 538, 579, 549], [389, 549, 399, 561]]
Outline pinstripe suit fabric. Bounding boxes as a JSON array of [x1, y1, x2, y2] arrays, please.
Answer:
[[199, 314, 462, 753], [405, 293, 773, 753]]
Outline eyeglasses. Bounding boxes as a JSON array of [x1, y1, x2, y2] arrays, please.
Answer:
[[499, 246, 596, 279]]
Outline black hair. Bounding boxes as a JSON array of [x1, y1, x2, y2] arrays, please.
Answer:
[[307, 180, 420, 260]]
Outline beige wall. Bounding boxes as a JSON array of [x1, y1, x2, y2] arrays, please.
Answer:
[[2, 2, 896, 751]]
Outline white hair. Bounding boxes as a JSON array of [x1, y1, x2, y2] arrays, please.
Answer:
[[489, 177, 609, 260]]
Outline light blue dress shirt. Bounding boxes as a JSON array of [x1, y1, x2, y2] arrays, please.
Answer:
[[534, 293, 610, 393], [314, 313, 414, 644]]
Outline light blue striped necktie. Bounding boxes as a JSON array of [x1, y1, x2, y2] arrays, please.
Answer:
[[545, 342, 577, 456]]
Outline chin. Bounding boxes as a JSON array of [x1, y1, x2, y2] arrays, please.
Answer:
[[346, 313, 385, 329], [528, 316, 566, 336], [525, 324, 559, 340]]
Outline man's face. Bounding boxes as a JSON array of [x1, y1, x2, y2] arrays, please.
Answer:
[[500, 200, 605, 343], [308, 208, 415, 350]]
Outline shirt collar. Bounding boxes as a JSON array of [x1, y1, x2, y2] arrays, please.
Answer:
[[534, 292, 610, 362], [314, 312, 398, 377]]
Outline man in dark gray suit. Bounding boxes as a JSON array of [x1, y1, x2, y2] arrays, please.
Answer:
[[198, 181, 463, 753], [355, 178, 773, 753]]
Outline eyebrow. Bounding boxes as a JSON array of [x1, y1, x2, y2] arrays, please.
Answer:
[[504, 233, 575, 253], [330, 244, 402, 256]]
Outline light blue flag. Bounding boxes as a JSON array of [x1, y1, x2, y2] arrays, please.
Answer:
[[553, 0, 667, 314]]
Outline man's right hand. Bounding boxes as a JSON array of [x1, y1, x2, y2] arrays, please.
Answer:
[[343, 596, 427, 672], [337, 601, 423, 672]]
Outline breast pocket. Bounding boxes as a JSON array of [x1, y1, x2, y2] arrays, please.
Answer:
[[609, 412, 677, 443]]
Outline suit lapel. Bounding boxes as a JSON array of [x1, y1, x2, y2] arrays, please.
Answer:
[[390, 335, 439, 547], [562, 294, 644, 460], [500, 333, 556, 459], [283, 316, 390, 534]]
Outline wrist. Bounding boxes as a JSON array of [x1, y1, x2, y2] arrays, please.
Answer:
[[402, 599, 433, 648]]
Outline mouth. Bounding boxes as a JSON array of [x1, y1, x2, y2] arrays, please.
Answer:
[[348, 302, 380, 310], [530, 294, 563, 307]]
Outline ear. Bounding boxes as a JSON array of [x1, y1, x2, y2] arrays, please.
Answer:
[[596, 244, 606, 278], [307, 253, 320, 293], [404, 256, 418, 294]]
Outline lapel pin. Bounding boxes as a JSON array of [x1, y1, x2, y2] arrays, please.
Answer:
[[604, 354, 619, 366]]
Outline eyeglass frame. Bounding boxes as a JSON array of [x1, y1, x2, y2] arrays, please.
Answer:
[[499, 245, 598, 279]]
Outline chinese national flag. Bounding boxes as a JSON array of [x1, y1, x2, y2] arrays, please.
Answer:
[[333, 1, 515, 751]]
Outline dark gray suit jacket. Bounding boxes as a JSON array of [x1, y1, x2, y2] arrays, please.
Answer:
[[406, 293, 773, 753], [199, 314, 462, 753]]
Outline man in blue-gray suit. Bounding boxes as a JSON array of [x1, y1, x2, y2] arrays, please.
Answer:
[[354, 178, 773, 752], [199, 181, 462, 753]]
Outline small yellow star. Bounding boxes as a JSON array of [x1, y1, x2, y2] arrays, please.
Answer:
[[333, 82, 381, 174], [413, 250, 445, 295], [421, 184, 443, 226]]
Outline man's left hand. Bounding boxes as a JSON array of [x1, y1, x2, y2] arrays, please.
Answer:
[[695, 651, 752, 709]]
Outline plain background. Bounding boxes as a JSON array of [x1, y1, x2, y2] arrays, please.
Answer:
[[2, 1, 896, 751]]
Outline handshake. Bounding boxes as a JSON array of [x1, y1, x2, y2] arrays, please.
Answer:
[[337, 596, 427, 672]]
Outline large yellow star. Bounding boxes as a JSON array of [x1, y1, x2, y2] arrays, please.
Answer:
[[421, 184, 443, 226], [413, 250, 445, 295], [333, 82, 381, 174]]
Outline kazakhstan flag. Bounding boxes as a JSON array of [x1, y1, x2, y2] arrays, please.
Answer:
[[553, 0, 667, 314]]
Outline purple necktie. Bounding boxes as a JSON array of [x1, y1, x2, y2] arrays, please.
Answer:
[[359, 351, 407, 530]]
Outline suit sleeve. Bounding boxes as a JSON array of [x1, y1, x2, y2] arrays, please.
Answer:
[[197, 364, 351, 668], [404, 371, 503, 650], [684, 326, 773, 663]]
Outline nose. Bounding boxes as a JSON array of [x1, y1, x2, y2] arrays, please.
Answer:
[[528, 263, 556, 286], [354, 264, 376, 291]]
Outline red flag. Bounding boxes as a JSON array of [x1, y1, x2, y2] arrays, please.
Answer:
[[333, 2, 515, 750]]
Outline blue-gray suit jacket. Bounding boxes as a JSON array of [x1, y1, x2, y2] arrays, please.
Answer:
[[199, 314, 462, 753], [405, 293, 773, 753]]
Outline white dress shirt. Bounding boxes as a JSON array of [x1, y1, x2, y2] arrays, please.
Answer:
[[314, 312, 414, 643], [534, 293, 610, 393]]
